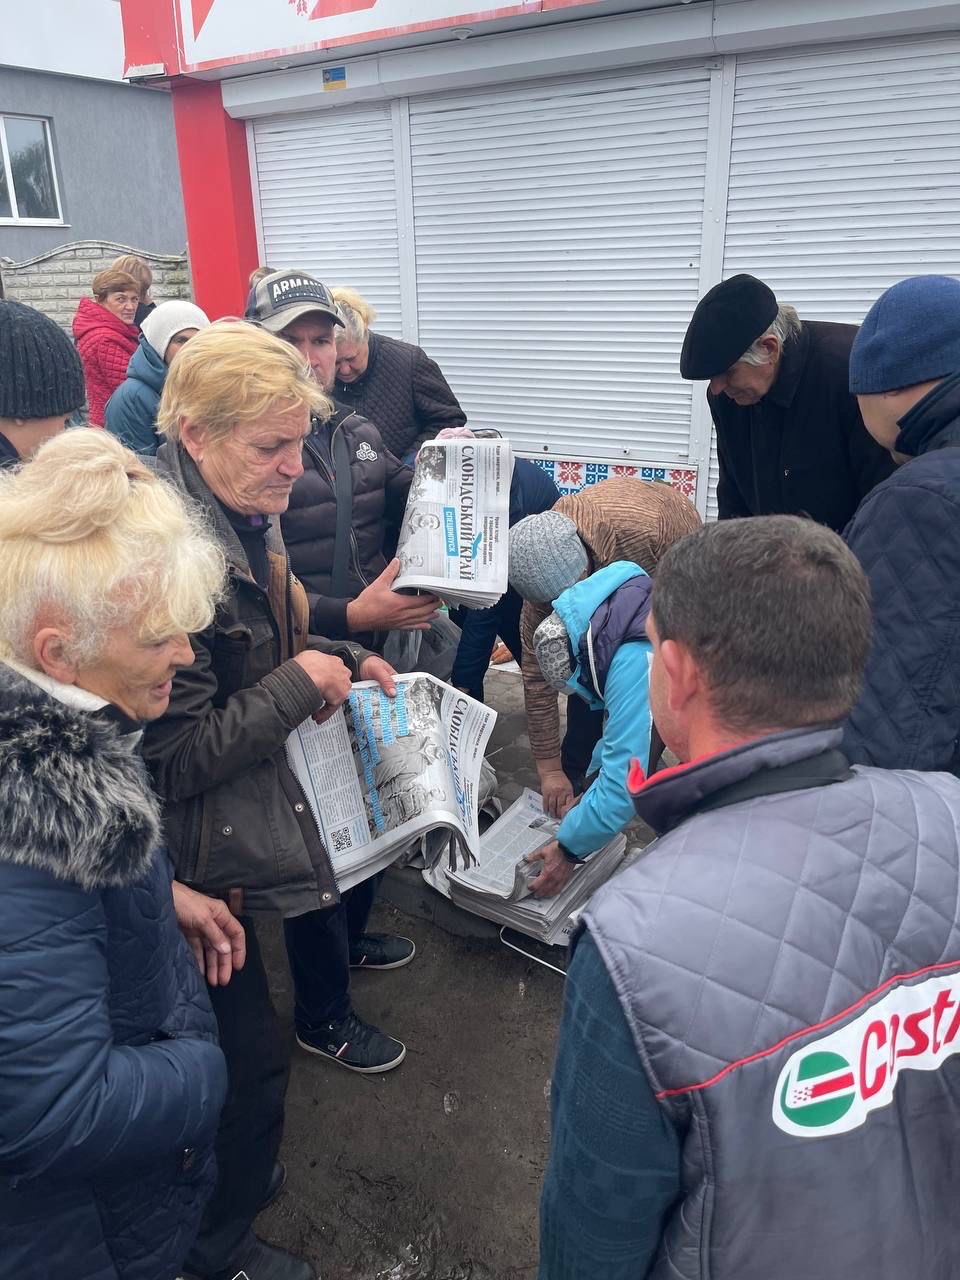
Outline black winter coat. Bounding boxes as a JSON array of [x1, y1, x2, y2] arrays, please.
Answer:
[[334, 330, 466, 459], [844, 373, 960, 774], [710, 320, 895, 532], [0, 432, 19, 468], [282, 404, 412, 645], [0, 664, 226, 1280]]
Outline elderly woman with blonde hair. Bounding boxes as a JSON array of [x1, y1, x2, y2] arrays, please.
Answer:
[[144, 320, 397, 1280], [332, 285, 466, 461], [0, 429, 238, 1280]]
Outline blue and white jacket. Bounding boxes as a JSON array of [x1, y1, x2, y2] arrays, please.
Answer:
[[553, 561, 654, 858]]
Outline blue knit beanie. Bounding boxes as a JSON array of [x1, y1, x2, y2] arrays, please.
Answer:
[[849, 275, 960, 394]]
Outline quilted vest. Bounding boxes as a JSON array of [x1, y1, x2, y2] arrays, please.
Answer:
[[575, 573, 653, 699], [585, 726, 960, 1280]]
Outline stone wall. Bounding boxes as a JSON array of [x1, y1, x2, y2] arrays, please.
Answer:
[[0, 240, 191, 330]]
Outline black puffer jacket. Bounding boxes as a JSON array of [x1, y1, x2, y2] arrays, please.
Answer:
[[282, 404, 412, 644], [0, 664, 226, 1280], [334, 331, 466, 459], [844, 372, 960, 774]]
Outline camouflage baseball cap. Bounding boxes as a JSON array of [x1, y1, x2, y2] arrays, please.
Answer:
[[245, 269, 343, 333]]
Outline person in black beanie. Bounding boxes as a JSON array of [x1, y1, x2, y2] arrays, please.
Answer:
[[680, 273, 894, 531], [0, 299, 86, 467], [844, 274, 960, 775]]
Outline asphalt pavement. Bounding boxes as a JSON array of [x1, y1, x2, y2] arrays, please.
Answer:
[[256, 668, 565, 1280]]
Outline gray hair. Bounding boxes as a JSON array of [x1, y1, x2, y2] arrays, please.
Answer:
[[738, 303, 802, 366]]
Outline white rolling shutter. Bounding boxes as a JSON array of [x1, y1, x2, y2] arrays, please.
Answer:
[[723, 36, 960, 317], [408, 66, 713, 463], [252, 105, 403, 334], [703, 34, 960, 516]]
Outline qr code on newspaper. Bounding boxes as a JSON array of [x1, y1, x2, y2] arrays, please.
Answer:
[[330, 827, 354, 854]]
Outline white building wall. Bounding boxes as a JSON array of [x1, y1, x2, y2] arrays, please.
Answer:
[[246, 23, 960, 514]]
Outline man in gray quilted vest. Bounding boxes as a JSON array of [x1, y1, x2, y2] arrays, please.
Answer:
[[540, 515, 960, 1280]]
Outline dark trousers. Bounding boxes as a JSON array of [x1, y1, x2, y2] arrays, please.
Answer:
[[282, 873, 380, 1030], [185, 919, 290, 1272], [562, 695, 605, 790]]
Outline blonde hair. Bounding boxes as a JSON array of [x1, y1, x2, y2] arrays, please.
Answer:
[[92, 268, 140, 301], [156, 320, 332, 445], [111, 254, 153, 299], [0, 430, 225, 666], [331, 287, 375, 346]]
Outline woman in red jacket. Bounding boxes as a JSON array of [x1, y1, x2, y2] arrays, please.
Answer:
[[72, 268, 141, 426]]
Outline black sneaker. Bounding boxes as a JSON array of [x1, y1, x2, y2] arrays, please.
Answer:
[[349, 933, 416, 970], [296, 1012, 406, 1073], [182, 1232, 316, 1280]]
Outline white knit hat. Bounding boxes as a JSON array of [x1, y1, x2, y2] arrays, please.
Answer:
[[141, 300, 210, 360]]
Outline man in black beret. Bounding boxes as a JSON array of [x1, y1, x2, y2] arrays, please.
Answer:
[[680, 274, 894, 531]]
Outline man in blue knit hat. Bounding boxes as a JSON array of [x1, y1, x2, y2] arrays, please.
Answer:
[[844, 273, 960, 774]]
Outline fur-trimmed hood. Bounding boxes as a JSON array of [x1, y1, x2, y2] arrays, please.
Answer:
[[0, 663, 161, 891]]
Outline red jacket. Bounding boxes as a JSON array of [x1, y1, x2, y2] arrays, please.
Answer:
[[72, 297, 139, 427]]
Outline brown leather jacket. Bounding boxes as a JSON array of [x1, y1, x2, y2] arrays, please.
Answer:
[[144, 443, 374, 916]]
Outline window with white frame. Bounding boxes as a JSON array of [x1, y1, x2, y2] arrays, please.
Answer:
[[0, 115, 62, 223]]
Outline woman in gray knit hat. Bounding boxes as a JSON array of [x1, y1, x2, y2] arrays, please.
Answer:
[[0, 299, 85, 467]]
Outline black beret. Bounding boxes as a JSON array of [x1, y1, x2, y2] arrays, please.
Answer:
[[680, 274, 779, 380]]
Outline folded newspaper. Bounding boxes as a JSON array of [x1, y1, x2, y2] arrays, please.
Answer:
[[393, 437, 514, 609], [426, 788, 636, 947], [286, 674, 496, 892]]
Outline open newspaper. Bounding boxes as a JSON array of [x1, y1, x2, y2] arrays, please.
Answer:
[[430, 788, 636, 947], [393, 437, 514, 608], [286, 674, 496, 892]]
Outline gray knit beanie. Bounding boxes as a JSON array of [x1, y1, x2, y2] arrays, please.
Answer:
[[509, 511, 588, 604], [533, 611, 574, 691], [0, 299, 85, 419], [141, 300, 210, 362]]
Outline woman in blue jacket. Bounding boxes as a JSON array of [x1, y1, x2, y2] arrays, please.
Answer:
[[526, 560, 658, 896], [0, 429, 233, 1280], [105, 300, 209, 454]]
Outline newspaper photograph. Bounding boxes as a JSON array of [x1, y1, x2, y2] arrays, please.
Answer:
[[441, 788, 631, 946], [393, 438, 514, 609], [286, 674, 497, 892]]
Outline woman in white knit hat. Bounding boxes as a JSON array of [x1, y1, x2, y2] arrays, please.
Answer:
[[104, 299, 210, 455]]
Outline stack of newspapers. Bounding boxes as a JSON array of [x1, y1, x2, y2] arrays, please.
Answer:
[[429, 788, 634, 947], [393, 437, 514, 609], [286, 674, 496, 892]]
